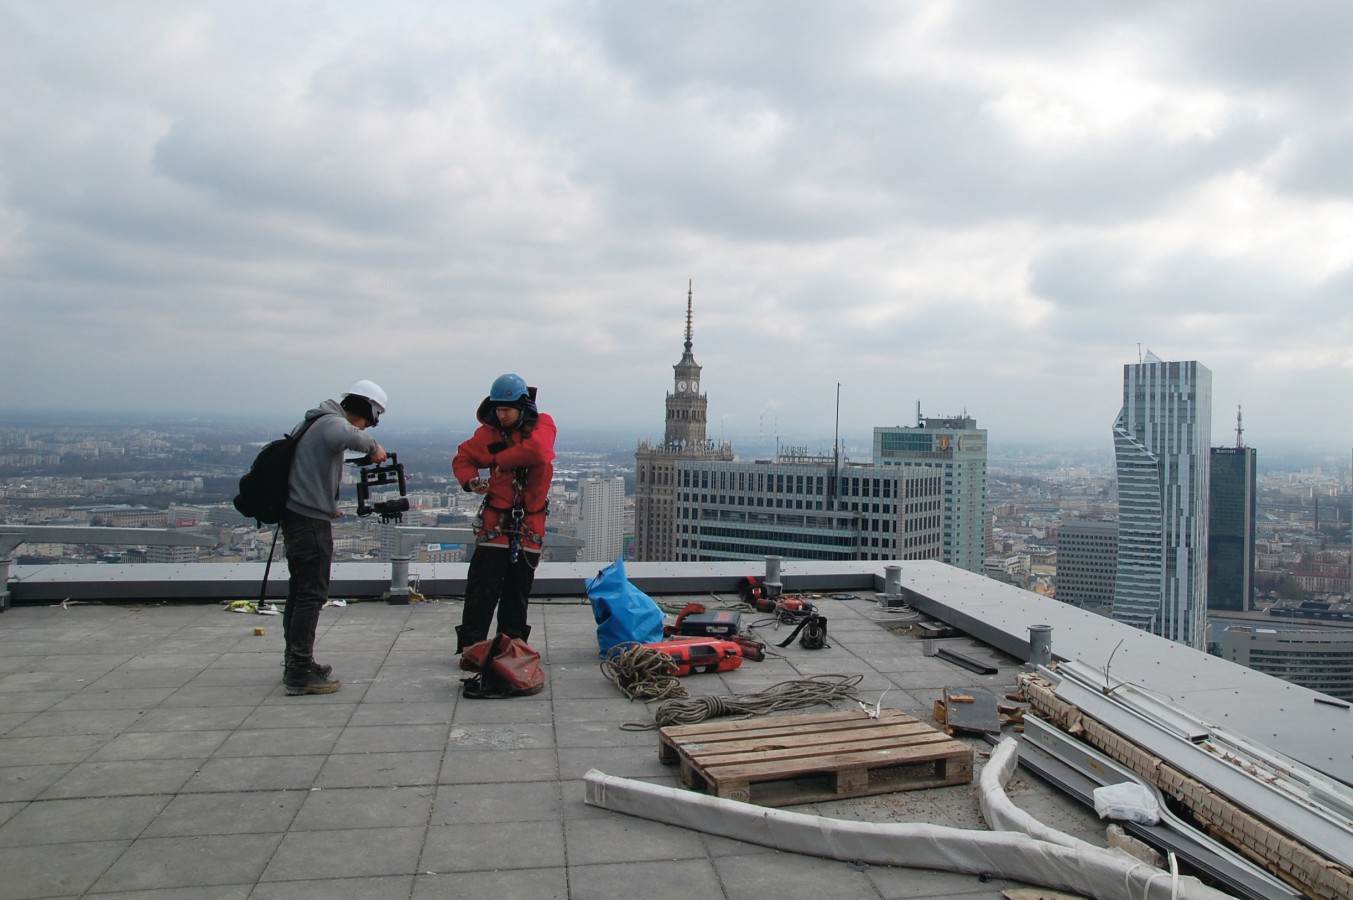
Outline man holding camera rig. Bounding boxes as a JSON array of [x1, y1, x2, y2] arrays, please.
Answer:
[[452, 374, 556, 676], [281, 380, 388, 696]]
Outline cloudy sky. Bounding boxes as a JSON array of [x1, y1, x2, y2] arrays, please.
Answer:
[[3, 1, 1351, 452]]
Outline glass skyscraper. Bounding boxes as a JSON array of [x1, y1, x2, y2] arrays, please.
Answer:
[[1112, 353, 1212, 649], [1208, 445, 1257, 612]]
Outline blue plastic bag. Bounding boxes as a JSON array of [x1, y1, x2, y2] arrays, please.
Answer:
[[586, 558, 665, 657]]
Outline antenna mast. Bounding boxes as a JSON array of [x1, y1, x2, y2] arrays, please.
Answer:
[[1235, 404, 1244, 449], [831, 383, 841, 511], [684, 279, 693, 351]]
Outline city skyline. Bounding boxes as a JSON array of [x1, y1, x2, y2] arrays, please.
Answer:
[[3, 408, 1352, 472], [4, 3, 1353, 449]]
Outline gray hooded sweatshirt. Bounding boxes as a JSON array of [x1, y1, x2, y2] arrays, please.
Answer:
[[284, 399, 380, 520]]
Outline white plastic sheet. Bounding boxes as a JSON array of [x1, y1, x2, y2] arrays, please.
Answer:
[[584, 738, 1234, 900]]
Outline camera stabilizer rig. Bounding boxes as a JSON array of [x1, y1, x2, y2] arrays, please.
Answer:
[[348, 453, 410, 523]]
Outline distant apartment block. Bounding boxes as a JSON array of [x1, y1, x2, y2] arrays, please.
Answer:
[[1112, 353, 1212, 649], [873, 415, 988, 573], [146, 544, 200, 564], [80, 505, 168, 528], [378, 521, 399, 560], [671, 455, 943, 562], [167, 504, 208, 527], [577, 476, 626, 563], [1287, 564, 1351, 595], [1208, 445, 1257, 612], [1055, 518, 1118, 612]]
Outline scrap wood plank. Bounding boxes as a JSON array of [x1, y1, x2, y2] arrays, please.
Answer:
[[659, 707, 973, 807]]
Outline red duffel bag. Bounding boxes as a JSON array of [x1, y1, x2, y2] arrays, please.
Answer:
[[459, 634, 545, 699]]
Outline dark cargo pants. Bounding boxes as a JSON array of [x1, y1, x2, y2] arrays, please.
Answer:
[[282, 514, 333, 676], [456, 544, 538, 651]]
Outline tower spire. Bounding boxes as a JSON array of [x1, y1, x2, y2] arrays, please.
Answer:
[[684, 279, 693, 352], [1235, 404, 1244, 449]]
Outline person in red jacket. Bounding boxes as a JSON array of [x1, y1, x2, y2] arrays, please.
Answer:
[[452, 373, 556, 657]]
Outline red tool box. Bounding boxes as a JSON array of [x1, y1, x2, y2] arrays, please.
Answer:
[[641, 639, 744, 675]]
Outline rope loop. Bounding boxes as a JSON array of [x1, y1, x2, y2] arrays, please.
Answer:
[[600, 644, 687, 702], [650, 674, 863, 728]]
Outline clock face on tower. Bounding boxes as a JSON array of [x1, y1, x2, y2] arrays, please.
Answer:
[[677, 380, 687, 392]]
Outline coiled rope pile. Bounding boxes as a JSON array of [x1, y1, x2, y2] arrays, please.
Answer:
[[600, 644, 687, 701], [600, 644, 865, 730], [642, 674, 863, 728]]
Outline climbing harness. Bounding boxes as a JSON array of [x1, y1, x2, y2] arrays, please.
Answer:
[[473, 455, 547, 566]]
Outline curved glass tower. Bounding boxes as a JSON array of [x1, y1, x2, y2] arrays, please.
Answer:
[[1112, 352, 1212, 649]]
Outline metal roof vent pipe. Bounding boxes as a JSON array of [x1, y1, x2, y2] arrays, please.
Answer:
[[877, 565, 908, 609], [1027, 624, 1053, 669], [764, 555, 783, 600], [388, 554, 410, 604]]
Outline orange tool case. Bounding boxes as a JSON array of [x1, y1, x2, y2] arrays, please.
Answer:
[[641, 638, 744, 675]]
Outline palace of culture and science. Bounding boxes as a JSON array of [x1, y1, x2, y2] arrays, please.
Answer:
[[632, 285, 985, 567], [632, 283, 734, 561]]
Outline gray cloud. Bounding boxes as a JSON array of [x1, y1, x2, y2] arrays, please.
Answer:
[[1, 0, 1350, 449]]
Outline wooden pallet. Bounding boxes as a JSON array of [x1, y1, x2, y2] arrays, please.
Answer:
[[658, 708, 973, 807]]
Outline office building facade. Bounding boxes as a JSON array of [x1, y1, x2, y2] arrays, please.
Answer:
[[1055, 517, 1118, 612], [873, 415, 988, 573], [1208, 445, 1257, 612], [671, 455, 943, 562], [1112, 353, 1212, 649], [1222, 626, 1353, 701]]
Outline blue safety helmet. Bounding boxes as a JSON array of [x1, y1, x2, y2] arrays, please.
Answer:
[[489, 373, 529, 404], [477, 373, 539, 429]]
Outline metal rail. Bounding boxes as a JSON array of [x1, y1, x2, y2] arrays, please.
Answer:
[[1013, 716, 1298, 899], [1053, 661, 1353, 871]]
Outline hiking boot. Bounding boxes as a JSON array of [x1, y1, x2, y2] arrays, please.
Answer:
[[284, 669, 341, 696], [280, 659, 332, 677]]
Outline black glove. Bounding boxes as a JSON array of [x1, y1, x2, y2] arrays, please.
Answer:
[[487, 441, 507, 454]]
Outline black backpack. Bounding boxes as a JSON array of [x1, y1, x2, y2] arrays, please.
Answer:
[[233, 415, 323, 525]]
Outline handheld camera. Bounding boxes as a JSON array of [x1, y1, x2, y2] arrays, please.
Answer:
[[348, 452, 410, 523]]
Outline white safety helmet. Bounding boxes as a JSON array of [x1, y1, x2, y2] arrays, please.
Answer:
[[343, 380, 388, 422]]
